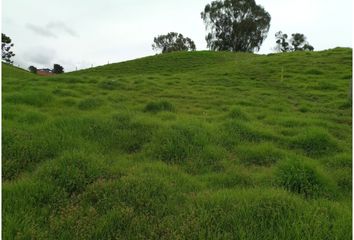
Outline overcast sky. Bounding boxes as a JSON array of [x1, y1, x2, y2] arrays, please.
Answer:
[[2, 0, 353, 72]]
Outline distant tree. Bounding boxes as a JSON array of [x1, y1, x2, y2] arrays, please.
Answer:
[[274, 31, 290, 52], [290, 33, 314, 51], [201, 0, 271, 52], [28, 66, 37, 74], [152, 32, 196, 53], [274, 32, 314, 52], [53, 64, 64, 74], [2, 33, 15, 64]]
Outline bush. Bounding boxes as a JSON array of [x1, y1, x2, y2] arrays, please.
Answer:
[[144, 100, 175, 113], [275, 158, 337, 198]]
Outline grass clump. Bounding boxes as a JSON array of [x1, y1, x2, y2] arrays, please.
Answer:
[[98, 79, 122, 90], [187, 188, 350, 240], [220, 120, 276, 148], [6, 91, 53, 107], [275, 158, 337, 198], [237, 142, 283, 166], [144, 100, 175, 113], [228, 106, 249, 120], [78, 98, 102, 110], [291, 128, 339, 156], [2, 124, 72, 180], [186, 145, 226, 174], [149, 123, 208, 164], [305, 69, 324, 75], [36, 151, 106, 195], [83, 115, 155, 153]]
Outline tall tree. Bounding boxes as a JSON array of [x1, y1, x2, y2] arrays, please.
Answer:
[[275, 31, 290, 52], [201, 0, 271, 52], [53, 64, 64, 74], [152, 32, 196, 53], [2, 33, 15, 64]]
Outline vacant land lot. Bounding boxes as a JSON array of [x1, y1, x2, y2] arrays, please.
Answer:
[[2, 48, 352, 239]]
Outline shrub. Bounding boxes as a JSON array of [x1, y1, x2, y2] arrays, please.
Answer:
[[144, 100, 175, 113], [275, 158, 337, 198]]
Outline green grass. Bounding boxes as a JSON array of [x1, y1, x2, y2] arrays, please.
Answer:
[[2, 48, 352, 239]]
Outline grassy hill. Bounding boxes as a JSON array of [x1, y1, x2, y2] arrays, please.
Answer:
[[2, 48, 352, 239]]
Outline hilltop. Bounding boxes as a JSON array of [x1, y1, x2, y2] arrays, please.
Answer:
[[2, 48, 352, 239]]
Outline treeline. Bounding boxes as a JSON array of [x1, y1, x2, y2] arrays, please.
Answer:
[[2, 0, 315, 69], [153, 0, 314, 54]]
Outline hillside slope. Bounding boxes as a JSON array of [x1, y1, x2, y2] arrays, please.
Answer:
[[2, 48, 352, 239]]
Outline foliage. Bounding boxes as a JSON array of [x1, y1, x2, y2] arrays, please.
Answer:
[[28, 65, 38, 74], [274, 31, 290, 52], [53, 64, 64, 74], [201, 0, 271, 52], [2, 33, 15, 64], [275, 31, 314, 52], [152, 32, 196, 53]]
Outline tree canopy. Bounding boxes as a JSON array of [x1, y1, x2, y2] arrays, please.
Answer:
[[2, 33, 15, 64], [28, 66, 38, 74], [275, 31, 290, 52], [152, 32, 196, 54], [275, 31, 314, 52], [290, 33, 314, 51], [53, 64, 64, 74], [201, 0, 271, 52]]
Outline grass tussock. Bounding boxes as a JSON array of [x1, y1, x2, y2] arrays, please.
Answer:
[[275, 158, 337, 199], [144, 100, 175, 113]]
